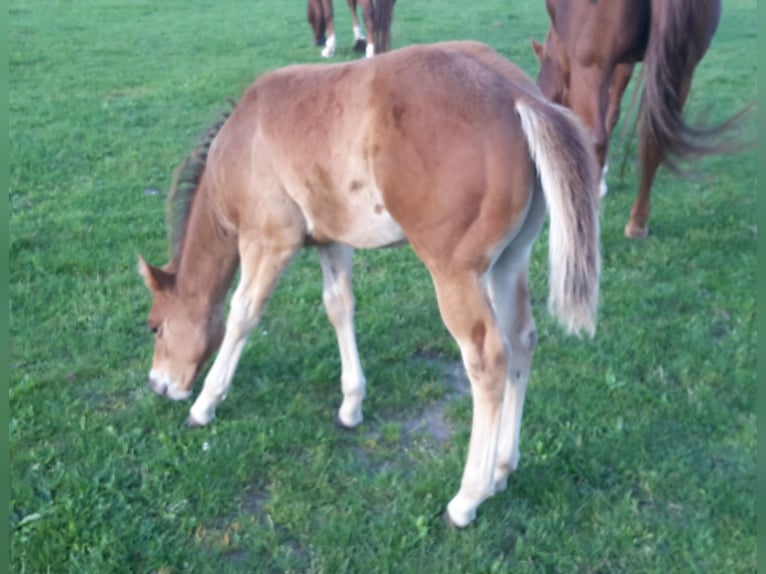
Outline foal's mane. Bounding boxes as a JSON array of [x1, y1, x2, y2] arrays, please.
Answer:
[[166, 108, 232, 264]]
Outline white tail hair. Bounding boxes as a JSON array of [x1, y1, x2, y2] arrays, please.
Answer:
[[515, 100, 601, 337]]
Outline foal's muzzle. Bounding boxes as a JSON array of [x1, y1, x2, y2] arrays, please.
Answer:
[[148, 370, 192, 401]]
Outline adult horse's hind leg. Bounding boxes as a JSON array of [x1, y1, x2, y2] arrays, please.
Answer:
[[319, 0, 337, 57], [188, 241, 300, 426], [358, 0, 376, 57], [318, 243, 367, 428], [307, 0, 327, 46], [429, 269, 510, 527], [346, 0, 367, 53], [625, 70, 694, 238], [625, 140, 660, 238]]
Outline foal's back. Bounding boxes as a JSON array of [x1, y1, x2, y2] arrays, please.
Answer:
[[207, 42, 547, 260]]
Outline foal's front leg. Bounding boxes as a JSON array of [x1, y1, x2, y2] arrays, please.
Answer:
[[187, 242, 298, 427], [318, 243, 367, 428]]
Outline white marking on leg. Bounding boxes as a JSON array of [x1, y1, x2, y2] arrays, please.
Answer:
[[318, 244, 366, 427], [492, 373, 528, 492], [321, 34, 336, 58], [447, 373, 505, 527], [600, 162, 609, 197], [353, 25, 365, 41], [188, 244, 297, 425], [365, 43, 375, 58], [189, 286, 258, 425]]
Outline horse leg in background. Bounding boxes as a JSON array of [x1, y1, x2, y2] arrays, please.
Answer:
[[625, 71, 694, 238], [317, 243, 367, 428], [346, 0, 368, 53], [358, 0, 376, 57], [430, 270, 511, 527], [567, 64, 611, 184], [187, 241, 300, 426], [319, 0, 337, 57], [307, 0, 327, 46], [601, 62, 635, 197]]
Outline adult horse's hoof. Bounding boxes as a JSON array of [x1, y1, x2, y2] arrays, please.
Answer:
[[624, 220, 649, 239], [353, 38, 367, 53]]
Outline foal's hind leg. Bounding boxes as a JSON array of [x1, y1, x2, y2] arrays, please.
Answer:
[[188, 242, 299, 426], [430, 270, 510, 527], [486, 252, 536, 494], [318, 243, 367, 428]]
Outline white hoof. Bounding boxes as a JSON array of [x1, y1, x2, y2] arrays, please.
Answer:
[[188, 401, 216, 427], [337, 397, 364, 428], [446, 493, 479, 528], [600, 163, 609, 197], [321, 34, 336, 58]]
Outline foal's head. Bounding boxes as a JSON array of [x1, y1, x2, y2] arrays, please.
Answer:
[[138, 258, 225, 400], [137, 112, 231, 400], [531, 28, 570, 107]]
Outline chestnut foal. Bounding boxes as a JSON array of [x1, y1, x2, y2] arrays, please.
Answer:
[[139, 42, 600, 527]]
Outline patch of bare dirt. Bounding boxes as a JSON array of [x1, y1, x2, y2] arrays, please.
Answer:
[[398, 359, 468, 444]]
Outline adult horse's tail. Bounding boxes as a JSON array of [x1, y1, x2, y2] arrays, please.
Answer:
[[371, 0, 396, 52], [516, 101, 601, 337], [641, 0, 748, 172]]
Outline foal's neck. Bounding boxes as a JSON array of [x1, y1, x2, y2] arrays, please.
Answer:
[[175, 185, 239, 309]]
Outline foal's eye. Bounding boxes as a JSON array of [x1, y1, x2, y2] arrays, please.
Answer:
[[149, 324, 160, 336]]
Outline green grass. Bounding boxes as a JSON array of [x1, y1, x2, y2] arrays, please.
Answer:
[[10, 0, 756, 572]]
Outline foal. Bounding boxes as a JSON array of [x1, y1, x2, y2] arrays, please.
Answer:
[[139, 42, 600, 527]]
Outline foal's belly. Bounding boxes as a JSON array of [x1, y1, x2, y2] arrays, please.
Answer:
[[298, 180, 406, 249]]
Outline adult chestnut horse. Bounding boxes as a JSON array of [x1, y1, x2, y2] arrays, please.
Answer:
[[138, 42, 601, 527], [307, 0, 396, 58], [532, 0, 742, 238]]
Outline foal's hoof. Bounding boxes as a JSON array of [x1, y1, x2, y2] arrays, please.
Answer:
[[334, 414, 359, 431], [185, 414, 208, 428], [624, 220, 649, 239], [442, 510, 472, 529]]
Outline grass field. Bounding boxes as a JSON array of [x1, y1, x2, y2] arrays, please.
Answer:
[[9, 1, 756, 572]]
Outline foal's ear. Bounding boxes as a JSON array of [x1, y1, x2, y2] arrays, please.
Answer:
[[531, 38, 544, 61], [137, 255, 174, 293]]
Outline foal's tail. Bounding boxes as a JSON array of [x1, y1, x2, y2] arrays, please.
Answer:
[[516, 101, 601, 337], [371, 0, 396, 52], [641, 0, 751, 172]]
